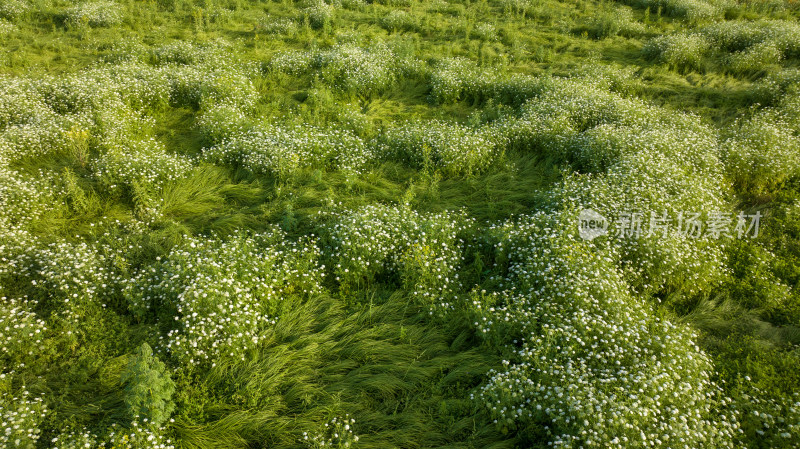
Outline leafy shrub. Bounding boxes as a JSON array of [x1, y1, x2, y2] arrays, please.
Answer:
[[65, 1, 123, 27], [121, 343, 176, 428]]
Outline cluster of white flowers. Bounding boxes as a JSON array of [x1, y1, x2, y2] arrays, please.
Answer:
[[380, 10, 416, 32], [0, 0, 30, 20], [51, 422, 174, 448], [316, 43, 397, 94], [127, 229, 323, 366], [722, 107, 800, 193], [728, 41, 784, 74], [2, 240, 117, 335], [93, 137, 193, 193], [0, 387, 48, 448], [302, 0, 335, 29], [203, 123, 372, 177], [375, 120, 501, 176], [255, 15, 298, 35], [473, 22, 498, 41], [50, 428, 100, 449], [194, 103, 253, 144], [270, 43, 400, 95], [269, 50, 315, 76], [166, 63, 257, 110], [102, 422, 175, 449], [0, 297, 47, 372], [0, 19, 16, 34], [700, 19, 800, 57], [472, 211, 739, 448], [428, 57, 501, 104], [500, 79, 727, 292], [626, 0, 730, 20], [734, 386, 800, 445], [643, 33, 709, 71], [320, 205, 472, 312], [0, 169, 62, 265], [65, 1, 123, 28], [302, 415, 359, 448]]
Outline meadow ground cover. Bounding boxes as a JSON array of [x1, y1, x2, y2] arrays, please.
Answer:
[[1, 0, 800, 447]]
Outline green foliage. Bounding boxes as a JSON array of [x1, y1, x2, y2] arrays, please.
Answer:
[[121, 343, 176, 428], [3, 0, 800, 447]]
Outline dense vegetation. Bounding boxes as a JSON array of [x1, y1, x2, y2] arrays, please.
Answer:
[[1, 0, 799, 447]]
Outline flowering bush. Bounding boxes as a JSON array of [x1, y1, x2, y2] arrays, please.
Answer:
[[320, 205, 472, 312], [65, 1, 123, 28], [0, 298, 47, 371], [0, 387, 47, 448], [627, 0, 729, 20], [127, 229, 323, 366], [302, 0, 335, 30], [0, 0, 30, 20], [0, 19, 16, 34], [194, 103, 253, 144], [473, 22, 497, 41], [380, 10, 416, 33], [255, 15, 298, 35], [700, 20, 800, 57], [93, 137, 194, 193], [315, 43, 397, 94], [374, 120, 501, 176], [473, 212, 739, 447], [268, 50, 315, 76], [728, 41, 784, 74], [643, 33, 709, 71], [722, 110, 800, 194], [202, 124, 372, 177], [428, 57, 499, 104]]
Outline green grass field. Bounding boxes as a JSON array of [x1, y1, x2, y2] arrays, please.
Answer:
[[2, 0, 800, 447]]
